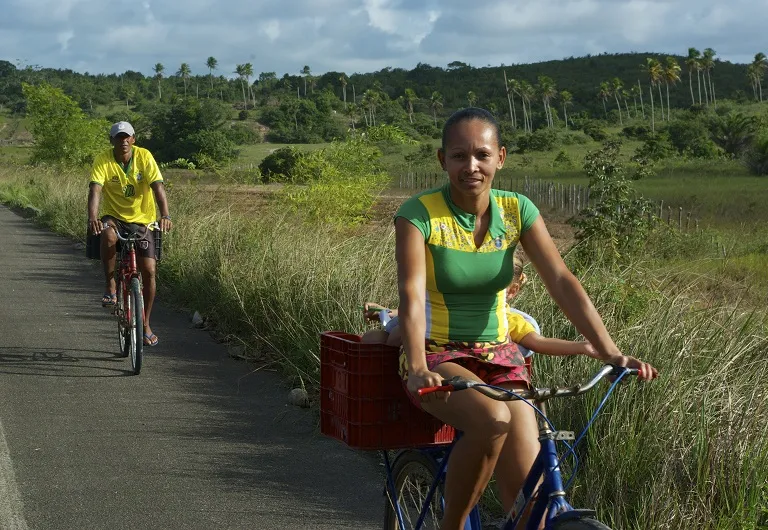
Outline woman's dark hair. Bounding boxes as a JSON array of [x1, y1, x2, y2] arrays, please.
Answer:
[[441, 107, 502, 151]]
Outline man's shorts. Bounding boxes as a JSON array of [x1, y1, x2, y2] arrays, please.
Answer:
[[102, 216, 156, 259]]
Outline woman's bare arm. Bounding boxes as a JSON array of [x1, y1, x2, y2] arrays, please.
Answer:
[[520, 216, 657, 379], [395, 218, 428, 373]]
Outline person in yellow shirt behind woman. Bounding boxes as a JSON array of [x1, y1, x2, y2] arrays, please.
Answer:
[[87, 121, 172, 347]]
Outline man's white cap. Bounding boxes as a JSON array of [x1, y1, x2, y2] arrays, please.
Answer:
[[110, 121, 135, 138]]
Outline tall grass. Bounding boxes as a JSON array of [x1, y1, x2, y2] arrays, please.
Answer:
[[1, 165, 766, 528]]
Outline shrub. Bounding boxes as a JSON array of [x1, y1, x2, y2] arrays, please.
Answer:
[[635, 134, 673, 161], [187, 129, 238, 168], [238, 110, 249, 121], [667, 118, 720, 159], [572, 139, 656, 266], [22, 83, 109, 166], [621, 124, 652, 140], [515, 129, 558, 153], [582, 121, 608, 142], [258, 146, 306, 183], [708, 112, 759, 157], [225, 123, 261, 145], [552, 150, 573, 168], [281, 138, 389, 226], [160, 158, 196, 170], [743, 130, 768, 176]]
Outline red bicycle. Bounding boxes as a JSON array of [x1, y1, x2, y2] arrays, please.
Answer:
[[107, 222, 157, 375]]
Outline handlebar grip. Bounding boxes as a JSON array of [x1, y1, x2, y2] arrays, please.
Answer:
[[417, 384, 454, 397]]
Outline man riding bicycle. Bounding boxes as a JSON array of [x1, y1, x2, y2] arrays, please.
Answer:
[[87, 121, 172, 347]]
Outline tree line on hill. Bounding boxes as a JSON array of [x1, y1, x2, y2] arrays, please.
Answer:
[[2, 50, 768, 175]]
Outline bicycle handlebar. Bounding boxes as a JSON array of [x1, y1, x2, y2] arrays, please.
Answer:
[[417, 364, 638, 402], [104, 221, 160, 242]]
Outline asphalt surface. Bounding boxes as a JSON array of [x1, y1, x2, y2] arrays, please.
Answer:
[[0, 205, 384, 530]]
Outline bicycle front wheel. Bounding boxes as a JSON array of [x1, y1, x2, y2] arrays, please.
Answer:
[[383, 450, 443, 530], [552, 517, 613, 530], [129, 277, 144, 375]]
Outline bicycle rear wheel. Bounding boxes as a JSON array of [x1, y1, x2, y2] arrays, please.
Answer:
[[552, 517, 613, 529], [128, 277, 144, 375], [383, 450, 443, 530]]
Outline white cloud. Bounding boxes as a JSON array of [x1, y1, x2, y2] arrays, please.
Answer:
[[0, 0, 765, 75]]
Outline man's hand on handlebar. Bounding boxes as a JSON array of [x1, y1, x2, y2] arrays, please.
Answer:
[[158, 217, 172, 233]]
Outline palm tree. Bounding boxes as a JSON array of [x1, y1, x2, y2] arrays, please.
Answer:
[[153, 63, 164, 100], [206, 57, 217, 98], [629, 84, 641, 118], [637, 79, 645, 119], [510, 79, 526, 132], [751, 53, 766, 102], [685, 48, 699, 106], [621, 89, 632, 119], [404, 88, 417, 123], [430, 91, 443, 127], [301, 65, 311, 96], [242, 63, 254, 107], [345, 103, 360, 131], [235, 64, 248, 110], [611, 78, 624, 126], [177, 63, 191, 96], [598, 81, 611, 118], [503, 71, 518, 129], [339, 74, 349, 107], [702, 48, 717, 107], [663, 57, 681, 121], [361, 89, 381, 126], [537, 76, 556, 128], [560, 90, 572, 129], [467, 90, 478, 107], [642, 58, 663, 133], [521, 82, 536, 132]]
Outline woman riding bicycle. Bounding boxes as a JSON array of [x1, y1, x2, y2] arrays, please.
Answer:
[[394, 107, 657, 530]]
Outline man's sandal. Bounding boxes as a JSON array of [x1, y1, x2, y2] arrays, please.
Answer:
[[101, 293, 117, 307]]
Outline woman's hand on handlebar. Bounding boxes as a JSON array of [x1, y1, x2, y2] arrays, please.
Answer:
[[407, 369, 448, 404], [603, 352, 657, 381]]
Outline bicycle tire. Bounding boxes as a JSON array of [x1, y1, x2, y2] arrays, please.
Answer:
[[116, 277, 130, 358], [552, 517, 613, 530], [129, 277, 144, 375], [383, 450, 444, 530]]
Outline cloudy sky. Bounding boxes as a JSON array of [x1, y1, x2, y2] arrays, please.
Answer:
[[0, 0, 764, 77]]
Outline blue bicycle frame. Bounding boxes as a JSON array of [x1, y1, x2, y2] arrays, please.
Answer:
[[383, 365, 632, 530]]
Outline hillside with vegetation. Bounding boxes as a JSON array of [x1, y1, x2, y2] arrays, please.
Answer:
[[1, 49, 767, 529]]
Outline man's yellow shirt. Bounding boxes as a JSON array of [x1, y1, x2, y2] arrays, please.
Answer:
[[90, 147, 163, 225]]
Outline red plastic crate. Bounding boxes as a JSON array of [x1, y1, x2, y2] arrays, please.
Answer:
[[320, 331, 455, 450]]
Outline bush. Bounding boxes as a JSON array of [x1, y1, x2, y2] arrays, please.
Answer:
[[238, 110, 249, 121], [708, 112, 758, 157], [187, 129, 238, 168], [404, 142, 438, 167], [743, 130, 768, 176], [258, 146, 306, 183], [552, 150, 573, 168], [22, 83, 109, 167], [582, 121, 608, 142], [572, 139, 656, 266], [515, 129, 558, 153], [667, 119, 720, 159], [225, 123, 261, 145], [635, 134, 674, 161], [621, 124, 652, 141], [281, 138, 389, 226], [159, 158, 196, 170]]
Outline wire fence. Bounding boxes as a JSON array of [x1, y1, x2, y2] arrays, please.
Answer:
[[397, 171, 701, 231]]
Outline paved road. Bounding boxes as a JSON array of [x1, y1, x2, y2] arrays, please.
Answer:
[[0, 205, 383, 529]]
